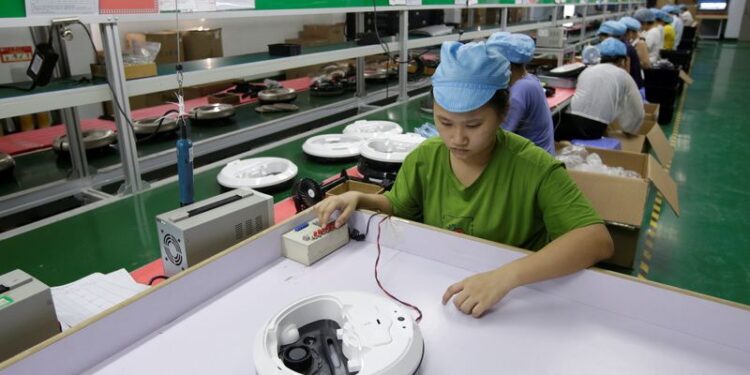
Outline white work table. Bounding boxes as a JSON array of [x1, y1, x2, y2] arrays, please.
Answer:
[[3, 212, 749, 374]]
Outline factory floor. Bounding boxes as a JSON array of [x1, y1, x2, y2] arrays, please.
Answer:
[[637, 41, 750, 305]]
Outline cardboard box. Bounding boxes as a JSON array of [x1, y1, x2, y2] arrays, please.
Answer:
[[561, 147, 680, 268], [182, 28, 223, 61], [146, 31, 184, 64], [607, 104, 674, 166], [91, 62, 157, 80], [326, 181, 384, 198], [301, 23, 345, 43]]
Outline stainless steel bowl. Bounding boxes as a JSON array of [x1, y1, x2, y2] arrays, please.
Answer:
[[258, 88, 298, 103], [132, 116, 179, 135], [53, 129, 117, 153], [190, 103, 236, 121]]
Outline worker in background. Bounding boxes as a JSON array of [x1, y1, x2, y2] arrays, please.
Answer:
[[680, 4, 694, 25], [555, 38, 645, 140], [597, 20, 644, 93], [634, 8, 661, 64], [485, 32, 555, 155], [316, 41, 613, 319], [655, 9, 676, 50], [620, 16, 648, 98], [664, 5, 684, 50]]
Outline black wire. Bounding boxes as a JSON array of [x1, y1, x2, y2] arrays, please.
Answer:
[[74, 21, 138, 134], [148, 275, 169, 285], [349, 211, 382, 241], [137, 109, 179, 142], [0, 83, 35, 92]]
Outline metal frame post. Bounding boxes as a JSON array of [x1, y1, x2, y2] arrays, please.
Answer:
[[51, 25, 90, 179], [398, 10, 408, 102], [552, 5, 559, 26], [501, 8, 508, 31], [100, 21, 144, 193], [355, 13, 366, 98], [580, 5, 588, 44]]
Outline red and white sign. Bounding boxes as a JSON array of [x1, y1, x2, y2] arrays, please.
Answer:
[[0, 46, 33, 63]]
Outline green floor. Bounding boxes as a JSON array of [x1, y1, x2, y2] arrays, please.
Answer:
[[1, 41, 748, 308], [641, 41, 750, 305]]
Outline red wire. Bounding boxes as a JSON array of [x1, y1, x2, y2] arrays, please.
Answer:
[[375, 216, 423, 323]]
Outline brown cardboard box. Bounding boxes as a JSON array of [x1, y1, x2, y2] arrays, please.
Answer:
[[181, 28, 223, 61], [146, 31, 184, 64], [301, 23, 345, 43], [607, 104, 674, 166], [326, 181, 384, 198], [560, 147, 680, 268], [90, 62, 157, 80]]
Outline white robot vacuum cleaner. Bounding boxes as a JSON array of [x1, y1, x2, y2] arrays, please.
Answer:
[[217, 157, 298, 192], [302, 134, 364, 163], [357, 133, 426, 184], [254, 291, 424, 375], [343, 120, 403, 139]]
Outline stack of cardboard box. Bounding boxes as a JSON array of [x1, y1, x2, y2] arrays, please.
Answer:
[[284, 23, 347, 79]]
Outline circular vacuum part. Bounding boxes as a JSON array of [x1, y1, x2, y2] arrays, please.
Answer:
[[217, 157, 298, 190], [258, 88, 298, 103], [343, 120, 403, 139], [132, 116, 179, 135], [53, 129, 117, 153], [302, 134, 364, 161], [190, 103, 236, 121]]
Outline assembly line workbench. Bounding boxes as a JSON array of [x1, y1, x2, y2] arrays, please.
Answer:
[[2, 210, 748, 374], [0, 88, 575, 287]]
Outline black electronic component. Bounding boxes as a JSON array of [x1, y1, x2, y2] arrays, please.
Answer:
[[26, 43, 59, 88], [277, 319, 356, 375]]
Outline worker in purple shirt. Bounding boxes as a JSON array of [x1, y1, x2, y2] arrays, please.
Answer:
[[487, 32, 555, 155]]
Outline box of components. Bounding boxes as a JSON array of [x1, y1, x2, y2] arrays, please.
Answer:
[[0, 270, 59, 362], [536, 27, 567, 48], [156, 187, 274, 276], [283, 220, 349, 266]]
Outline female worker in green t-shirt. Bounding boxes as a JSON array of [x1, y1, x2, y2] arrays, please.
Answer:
[[315, 40, 613, 318]]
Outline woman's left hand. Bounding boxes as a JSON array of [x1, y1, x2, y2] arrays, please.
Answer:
[[442, 267, 519, 318]]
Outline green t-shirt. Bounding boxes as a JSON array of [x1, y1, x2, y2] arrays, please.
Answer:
[[384, 130, 602, 250]]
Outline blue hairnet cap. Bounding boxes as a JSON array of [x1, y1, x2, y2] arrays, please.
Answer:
[[662, 5, 680, 14], [679, 4, 687, 10], [486, 32, 535, 64], [619, 17, 642, 31], [432, 41, 510, 113], [598, 38, 627, 58], [597, 20, 627, 37], [634, 8, 656, 23], [650, 9, 672, 23]]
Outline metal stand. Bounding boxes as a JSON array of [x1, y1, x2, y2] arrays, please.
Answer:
[[501, 8, 508, 31], [99, 21, 144, 194], [355, 13, 366, 99], [398, 10, 408, 102], [580, 5, 588, 44]]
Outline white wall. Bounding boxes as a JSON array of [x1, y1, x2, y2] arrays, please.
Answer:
[[726, 0, 747, 39]]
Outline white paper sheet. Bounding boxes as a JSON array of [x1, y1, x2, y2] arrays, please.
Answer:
[[51, 269, 148, 331]]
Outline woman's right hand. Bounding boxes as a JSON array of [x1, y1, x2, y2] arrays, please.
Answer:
[[314, 191, 361, 228]]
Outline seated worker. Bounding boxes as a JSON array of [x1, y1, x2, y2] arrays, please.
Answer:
[[556, 38, 645, 140], [620, 17, 648, 97], [634, 8, 662, 64], [680, 4, 694, 25], [315, 41, 613, 319], [486, 32, 555, 155], [664, 5, 684, 50], [597, 20, 643, 91], [654, 9, 675, 50]]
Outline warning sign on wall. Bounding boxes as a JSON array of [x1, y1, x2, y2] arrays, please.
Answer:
[[1, 46, 33, 63]]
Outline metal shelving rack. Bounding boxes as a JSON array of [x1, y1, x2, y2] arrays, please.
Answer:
[[0, 0, 644, 223]]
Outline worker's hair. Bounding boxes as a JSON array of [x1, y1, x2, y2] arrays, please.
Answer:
[[601, 56, 627, 65], [430, 89, 510, 118], [485, 89, 511, 119], [510, 63, 525, 70]]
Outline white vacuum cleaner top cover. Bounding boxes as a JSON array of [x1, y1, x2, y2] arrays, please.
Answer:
[[217, 157, 298, 189], [360, 133, 426, 163], [302, 134, 364, 159], [343, 120, 403, 139], [254, 291, 424, 375]]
